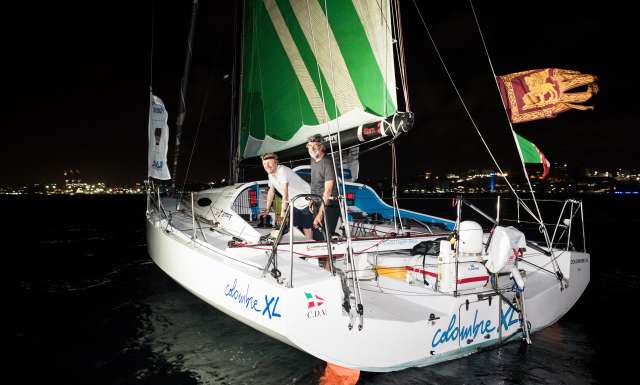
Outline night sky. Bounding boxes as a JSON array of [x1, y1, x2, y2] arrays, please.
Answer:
[[4, 1, 637, 186]]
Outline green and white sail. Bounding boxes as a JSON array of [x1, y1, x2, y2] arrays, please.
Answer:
[[239, 0, 398, 159]]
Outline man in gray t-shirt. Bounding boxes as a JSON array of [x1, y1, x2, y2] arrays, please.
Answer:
[[307, 134, 341, 241], [310, 155, 338, 198]]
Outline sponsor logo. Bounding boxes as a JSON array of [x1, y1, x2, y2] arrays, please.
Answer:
[[152, 160, 164, 169], [305, 292, 327, 318], [152, 105, 164, 113], [324, 133, 338, 144], [224, 279, 282, 320]]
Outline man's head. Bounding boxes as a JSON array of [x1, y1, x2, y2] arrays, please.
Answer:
[[307, 134, 325, 161], [261, 152, 279, 175]]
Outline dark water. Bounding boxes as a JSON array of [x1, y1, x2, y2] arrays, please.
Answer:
[[6, 195, 638, 384]]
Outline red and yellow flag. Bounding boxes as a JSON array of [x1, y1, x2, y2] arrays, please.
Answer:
[[497, 68, 598, 124]]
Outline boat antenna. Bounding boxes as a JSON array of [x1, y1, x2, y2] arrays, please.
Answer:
[[171, 0, 199, 189]]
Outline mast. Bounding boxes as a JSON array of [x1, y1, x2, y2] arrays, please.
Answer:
[[171, 0, 199, 188]]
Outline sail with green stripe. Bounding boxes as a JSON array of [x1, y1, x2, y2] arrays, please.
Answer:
[[239, 0, 398, 160]]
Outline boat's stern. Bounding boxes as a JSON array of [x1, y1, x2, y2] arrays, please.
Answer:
[[523, 249, 590, 331]]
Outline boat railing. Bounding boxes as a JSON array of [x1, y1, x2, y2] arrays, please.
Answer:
[[449, 195, 587, 254], [146, 181, 169, 221], [262, 193, 335, 288], [147, 183, 208, 239]]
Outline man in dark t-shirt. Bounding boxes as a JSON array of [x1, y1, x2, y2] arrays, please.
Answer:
[[307, 134, 341, 241]]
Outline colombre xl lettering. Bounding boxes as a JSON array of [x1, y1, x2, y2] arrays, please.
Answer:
[[432, 310, 500, 348], [263, 295, 281, 319]]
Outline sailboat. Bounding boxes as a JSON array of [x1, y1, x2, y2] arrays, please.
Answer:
[[146, 0, 590, 372]]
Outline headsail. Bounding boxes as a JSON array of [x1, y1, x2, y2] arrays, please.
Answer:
[[148, 93, 171, 180], [239, 0, 403, 161]]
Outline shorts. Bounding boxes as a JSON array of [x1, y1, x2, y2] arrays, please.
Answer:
[[293, 207, 313, 229], [312, 200, 341, 241]]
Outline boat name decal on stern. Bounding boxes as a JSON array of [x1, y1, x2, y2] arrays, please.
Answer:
[[431, 307, 518, 348], [224, 279, 282, 319]]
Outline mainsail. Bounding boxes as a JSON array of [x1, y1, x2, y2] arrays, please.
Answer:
[[239, 0, 404, 162]]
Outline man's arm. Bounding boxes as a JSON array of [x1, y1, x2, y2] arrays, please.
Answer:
[[262, 186, 275, 217], [313, 179, 335, 228], [281, 182, 289, 218], [322, 179, 335, 205]]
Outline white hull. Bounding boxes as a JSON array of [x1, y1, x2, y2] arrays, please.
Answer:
[[146, 212, 589, 372]]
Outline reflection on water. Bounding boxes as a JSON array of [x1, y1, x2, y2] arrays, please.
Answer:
[[140, 287, 324, 384]]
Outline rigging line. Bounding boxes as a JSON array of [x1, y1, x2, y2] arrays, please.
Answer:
[[301, 0, 356, 280], [500, 197, 568, 203], [242, 135, 394, 170], [236, 0, 249, 179], [147, 0, 156, 187], [303, 0, 330, 124], [323, 0, 361, 251], [387, 1, 406, 234], [551, 204, 582, 247], [149, 0, 155, 92], [501, 218, 567, 227], [373, 0, 409, 110], [383, 0, 389, 117], [192, 239, 265, 272], [178, 71, 214, 201], [327, 134, 391, 158], [302, 0, 343, 214], [319, 0, 364, 323], [469, 0, 550, 249], [302, 0, 337, 142], [360, 284, 507, 297], [357, 137, 394, 157], [518, 258, 562, 278], [391, 142, 404, 233], [229, 0, 240, 184], [303, 0, 347, 200], [392, 0, 410, 111], [171, 0, 199, 190], [410, 0, 541, 226], [241, 134, 393, 170], [375, 0, 403, 109], [376, 0, 408, 232]]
